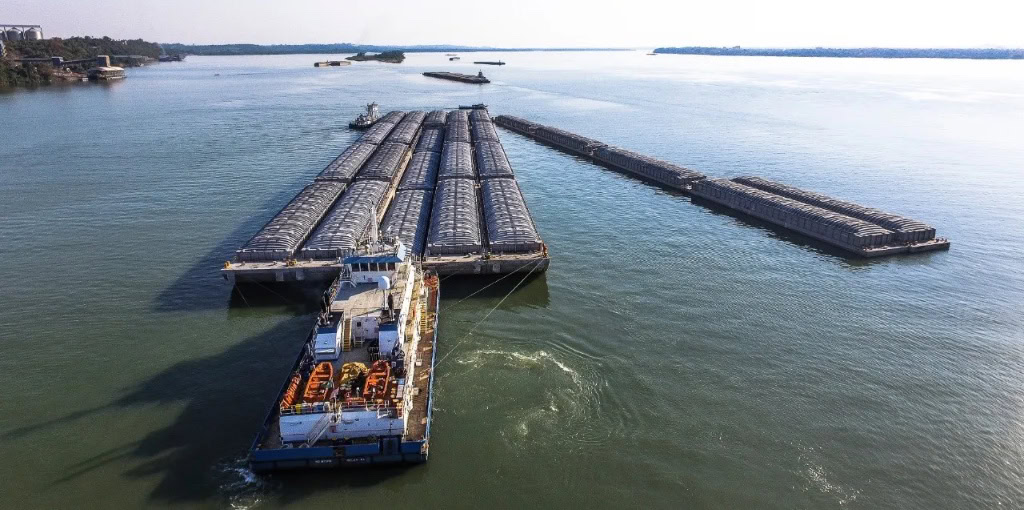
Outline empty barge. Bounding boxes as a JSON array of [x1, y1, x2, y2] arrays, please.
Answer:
[[249, 240, 441, 470], [493, 114, 948, 258], [423, 71, 490, 84], [224, 108, 548, 283]]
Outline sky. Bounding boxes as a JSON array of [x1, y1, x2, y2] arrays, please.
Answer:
[[5, 0, 1023, 48]]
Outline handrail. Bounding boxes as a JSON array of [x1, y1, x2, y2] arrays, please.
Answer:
[[280, 399, 404, 416]]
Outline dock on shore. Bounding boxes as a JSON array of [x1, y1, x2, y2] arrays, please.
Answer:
[[224, 107, 548, 284], [493, 114, 949, 258]]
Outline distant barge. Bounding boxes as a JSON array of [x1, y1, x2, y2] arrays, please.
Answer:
[[223, 108, 548, 283], [473, 61, 505, 65], [423, 71, 489, 84], [315, 60, 351, 67], [493, 114, 949, 258]]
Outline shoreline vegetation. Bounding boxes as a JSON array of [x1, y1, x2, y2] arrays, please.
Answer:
[[653, 46, 1024, 60], [1, 36, 162, 89], [158, 43, 627, 56], [346, 51, 405, 64]]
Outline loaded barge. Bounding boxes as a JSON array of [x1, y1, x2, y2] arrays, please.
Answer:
[[223, 107, 548, 283], [494, 114, 948, 257], [249, 239, 441, 470], [423, 71, 490, 84]]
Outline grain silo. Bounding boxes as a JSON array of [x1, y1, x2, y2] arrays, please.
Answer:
[[4, 29, 22, 41], [24, 27, 43, 41]]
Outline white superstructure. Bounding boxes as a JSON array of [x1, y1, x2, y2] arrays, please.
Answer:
[[276, 240, 428, 444]]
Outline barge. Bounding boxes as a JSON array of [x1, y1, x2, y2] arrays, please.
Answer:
[[494, 114, 705, 192], [473, 60, 505, 65], [315, 60, 352, 67], [224, 107, 548, 283], [493, 114, 948, 258], [249, 239, 441, 471], [423, 71, 490, 84], [689, 178, 950, 257]]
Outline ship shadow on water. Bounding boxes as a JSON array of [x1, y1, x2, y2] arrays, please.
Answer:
[[3, 316, 408, 504], [438, 271, 550, 310], [151, 187, 309, 313], [106, 316, 412, 504], [228, 281, 331, 315]]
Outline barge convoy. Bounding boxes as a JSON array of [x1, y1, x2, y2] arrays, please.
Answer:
[[494, 114, 949, 257], [249, 238, 441, 470], [224, 106, 547, 283]]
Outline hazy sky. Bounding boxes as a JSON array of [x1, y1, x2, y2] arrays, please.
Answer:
[[6, 0, 1023, 47]]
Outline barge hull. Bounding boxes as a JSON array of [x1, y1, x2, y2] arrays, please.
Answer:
[[225, 251, 549, 283]]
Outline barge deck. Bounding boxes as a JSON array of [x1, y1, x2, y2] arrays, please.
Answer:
[[493, 114, 949, 258], [224, 108, 548, 283], [423, 71, 490, 84]]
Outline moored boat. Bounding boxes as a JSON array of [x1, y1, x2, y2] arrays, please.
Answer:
[[87, 66, 125, 81]]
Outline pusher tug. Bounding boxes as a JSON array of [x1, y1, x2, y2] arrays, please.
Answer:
[[249, 237, 440, 471]]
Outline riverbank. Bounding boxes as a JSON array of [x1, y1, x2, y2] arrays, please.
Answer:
[[160, 42, 629, 56], [654, 46, 1024, 59], [0, 36, 161, 90]]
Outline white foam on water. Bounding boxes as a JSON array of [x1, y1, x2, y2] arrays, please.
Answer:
[[457, 347, 622, 454], [215, 458, 269, 510], [797, 449, 861, 506]]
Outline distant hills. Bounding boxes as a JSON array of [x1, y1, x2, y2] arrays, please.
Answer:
[[159, 43, 627, 56], [653, 47, 1024, 60]]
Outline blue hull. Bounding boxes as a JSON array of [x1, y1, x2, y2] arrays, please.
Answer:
[[250, 439, 428, 472]]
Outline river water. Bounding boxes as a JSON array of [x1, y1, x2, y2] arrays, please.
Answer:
[[1, 51, 1023, 509]]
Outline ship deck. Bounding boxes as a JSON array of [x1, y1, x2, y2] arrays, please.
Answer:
[[253, 268, 438, 452], [405, 274, 438, 441]]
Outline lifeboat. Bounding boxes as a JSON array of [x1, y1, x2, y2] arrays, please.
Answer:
[[279, 373, 302, 409], [302, 362, 335, 402], [363, 360, 391, 402]]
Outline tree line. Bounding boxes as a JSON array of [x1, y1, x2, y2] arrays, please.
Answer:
[[653, 46, 1024, 60], [1, 36, 163, 89]]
